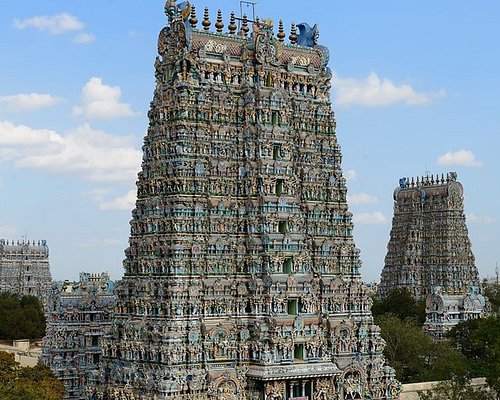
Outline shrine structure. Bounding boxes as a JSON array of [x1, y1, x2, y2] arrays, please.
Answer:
[[42, 272, 116, 399], [96, 2, 401, 399], [379, 173, 480, 301], [424, 285, 489, 339], [0, 239, 52, 300]]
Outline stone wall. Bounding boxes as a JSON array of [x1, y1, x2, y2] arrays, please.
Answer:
[[399, 378, 488, 400]]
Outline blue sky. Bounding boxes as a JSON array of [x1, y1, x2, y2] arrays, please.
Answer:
[[0, 1, 499, 283]]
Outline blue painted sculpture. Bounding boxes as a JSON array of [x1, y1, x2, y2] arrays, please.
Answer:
[[296, 22, 319, 47]]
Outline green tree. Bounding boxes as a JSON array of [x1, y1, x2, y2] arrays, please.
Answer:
[[484, 283, 500, 313], [372, 288, 426, 324], [0, 292, 46, 339], [376, 314, 467, 383], [0, 351, 64, 400], [447, 315, 500, 398]]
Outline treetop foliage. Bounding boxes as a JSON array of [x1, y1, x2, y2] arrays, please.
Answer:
[[376, 314, 468, 384], [0, 351, 64, 400], [372, 287, 426, 324], [0, 291, 46, 340], [447, 315, 500, 397]]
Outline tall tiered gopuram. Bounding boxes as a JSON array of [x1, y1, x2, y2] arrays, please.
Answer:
[[99, 2, 401, 399], [0, 239, 52, 300], [379, 173, 480, 300]]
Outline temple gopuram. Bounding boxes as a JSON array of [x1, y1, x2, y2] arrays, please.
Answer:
[[96, 2, 401, 399], [0, 239, 52, 301], [424, 285, 489, 339], [42, 272, 116, 399], [379, 173, 491, 338], [379, 172, 480, 301]]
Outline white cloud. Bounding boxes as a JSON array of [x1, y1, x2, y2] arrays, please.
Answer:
[[467, 214, 495, 224], [334, 72, 446, 107], [0, 93, 62, 112], [353, 211, 388, 224], [100, 190, 136, 211], [0, 226, 18, 237], [348, 192, 378, 205], [344, 169, 357, 181], [73, 77, 137, 120], [0, 121, 141, 183], [437, 149, 484, 168], [13, 13, 84, 35], [74, 33, 95, 44], [87, 188, 111, 203]]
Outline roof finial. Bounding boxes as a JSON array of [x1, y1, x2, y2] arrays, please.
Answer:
[[189, 5, 198, 28], [228, 12, 237, 34], [165, 0, 177, 19], [277, 20, 286, 42], [202, 7, 211, 30], [215, 9, 224, 33], [239, 14, 249, 36], [289, 22, 298, 44]]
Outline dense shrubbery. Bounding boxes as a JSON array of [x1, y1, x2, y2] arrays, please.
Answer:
[[0, 352, 64, 400], [447, 315, 500, 397], [0, 292, 46, 339]]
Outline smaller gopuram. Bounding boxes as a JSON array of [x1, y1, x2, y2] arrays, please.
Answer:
[[379, 172, 480, 300], [41, 272, 116, 400], [424, 285, 489, 339], [0, 239, 52, 300]]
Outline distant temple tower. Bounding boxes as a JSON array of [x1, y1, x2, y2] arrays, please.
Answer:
[[0, 239, 52, 300], [98, 2, 401, 399], [379, 172, 480, 300], [42, 272, 116, 400]]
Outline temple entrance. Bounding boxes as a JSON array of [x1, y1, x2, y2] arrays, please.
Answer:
[[285, 380, 312, 399], [260, 376, 337, 400], [264, 380, 316, 400]]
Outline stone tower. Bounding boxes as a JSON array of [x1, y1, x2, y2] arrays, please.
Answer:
[[379, 172, 479, 300], [0, 239, 52, 300], [42, 272, 116, 400], [98, 2, 400, 399]]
